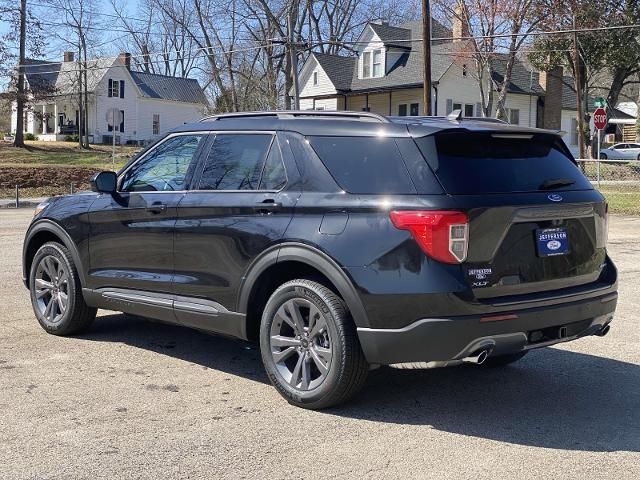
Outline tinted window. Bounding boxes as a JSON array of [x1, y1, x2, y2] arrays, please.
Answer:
[[198, 134, 272, 190], [308, 136, 416, 194], [120, 135, 204, 192], [415, 132, 593, 194], [259, 141, 287, 190]]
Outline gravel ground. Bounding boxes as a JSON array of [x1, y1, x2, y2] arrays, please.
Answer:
[[1, 209, 639, 480]]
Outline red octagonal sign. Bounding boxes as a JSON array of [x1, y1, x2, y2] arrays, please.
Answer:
[[594, 107, 607, 130]]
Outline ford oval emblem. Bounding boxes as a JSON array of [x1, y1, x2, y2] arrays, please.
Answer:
[[548, 194, 563, 202]]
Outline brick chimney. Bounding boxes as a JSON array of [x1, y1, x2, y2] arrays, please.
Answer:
[[63, 51, 74, 62], [452, 4, 470, 42], [539, 65, 563, 130], [118, 52, 131, 70]]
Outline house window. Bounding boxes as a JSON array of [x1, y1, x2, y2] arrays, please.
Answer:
[[153, 114, 160, 135], [107, 110, 124, 132], [362, 51, 371, 78], [508, 108, 520, 125], [313, 71, 318, 86], [362, 49, 383, 78], [462, 64, 468, 77], [453, 102, 462, 112], [410, 103, 419, 116], [398, 104, 407, 116], [108, 79, 119, 98], [464, 104, 474, 117], [372, 50, 382, 77]]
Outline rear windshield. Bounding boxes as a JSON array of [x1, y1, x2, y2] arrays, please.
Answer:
[[308, 136, 416, 194], [415, 132, 593, 194]]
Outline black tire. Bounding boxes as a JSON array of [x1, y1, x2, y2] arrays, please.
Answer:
[[29, 242, 97, 336], [600, 153, 607, 160], [259, 279, 368, 409], [481, 351, 528, 368]]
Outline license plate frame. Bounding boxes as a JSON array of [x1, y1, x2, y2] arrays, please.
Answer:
[[536, 227, 570, 257]]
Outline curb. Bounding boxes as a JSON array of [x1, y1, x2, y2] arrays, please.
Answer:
[[0, 200, 41, 209]]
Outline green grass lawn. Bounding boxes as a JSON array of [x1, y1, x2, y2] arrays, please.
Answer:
[[599, 188, 640, 216], [0, 140, 137, 170]]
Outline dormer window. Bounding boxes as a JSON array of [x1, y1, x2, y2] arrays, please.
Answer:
[[361, 49, 383, 79], [313, 71, 318, 86]]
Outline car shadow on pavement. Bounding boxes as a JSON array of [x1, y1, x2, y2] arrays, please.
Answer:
[[331, 349, 640, 453], [83, 313, 639, 453], [79, 313, 269, 385]]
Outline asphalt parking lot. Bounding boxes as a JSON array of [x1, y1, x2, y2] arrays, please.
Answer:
[[1, 209, 639, 480]]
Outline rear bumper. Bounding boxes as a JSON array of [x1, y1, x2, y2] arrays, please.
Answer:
[[357, 291, 617, 365]]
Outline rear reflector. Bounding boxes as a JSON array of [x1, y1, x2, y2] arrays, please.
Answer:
[[480, 313, 518, 323], [389, 210, 469, 264]]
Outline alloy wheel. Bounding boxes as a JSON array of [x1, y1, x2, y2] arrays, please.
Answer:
[[269, 298, 333, 391], [34, 255, 69, 324]]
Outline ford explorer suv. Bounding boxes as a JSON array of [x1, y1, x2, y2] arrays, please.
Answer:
[[22, 110, 617, 409]]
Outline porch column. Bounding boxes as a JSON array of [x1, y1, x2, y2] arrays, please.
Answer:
[[54, 103, 58, 134], [41, 104, 46, 135]]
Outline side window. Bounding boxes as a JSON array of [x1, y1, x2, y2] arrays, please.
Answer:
[[198, 134, 273, 190], [120, 135, 204, 192], [259, 141, 287, 190]]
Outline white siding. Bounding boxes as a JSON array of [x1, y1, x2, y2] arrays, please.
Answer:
[[299, 57, 338, 100], [136, 98, 205, 141], [438, 63, 537, 124], [93, 68, 138, 143], [300, 97, 339, 110]]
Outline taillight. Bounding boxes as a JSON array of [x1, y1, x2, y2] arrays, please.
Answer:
[[596, 203, 609, 249], [389, 210, 469, 264]]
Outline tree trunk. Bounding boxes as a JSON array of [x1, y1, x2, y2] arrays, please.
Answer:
[[13, 0, 27, 148]]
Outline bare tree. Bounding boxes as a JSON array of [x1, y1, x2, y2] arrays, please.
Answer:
[[43, 0, 100, 148], [434, 0, 540, 120]]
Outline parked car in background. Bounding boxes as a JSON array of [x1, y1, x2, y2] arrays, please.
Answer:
[[22, 111, 617, 409], [599, 143, 640, 160]]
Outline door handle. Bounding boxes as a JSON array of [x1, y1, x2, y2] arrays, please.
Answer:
[[147, 202, 167, 214], [254, 199, 282, 214]]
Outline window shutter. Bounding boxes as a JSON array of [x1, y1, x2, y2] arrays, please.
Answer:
[[446, 99, 453, 115], [108, 79, 112, 97], [475, 103, 482, 117], [120, 110, 125, 133], [120, 80, 125, 98]]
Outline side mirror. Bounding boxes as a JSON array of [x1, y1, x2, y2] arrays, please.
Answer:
[[90, 171, 117, 194]]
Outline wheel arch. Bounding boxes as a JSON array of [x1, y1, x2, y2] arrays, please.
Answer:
[[23, 220, 86, 289], [237, 243, 369, 341]]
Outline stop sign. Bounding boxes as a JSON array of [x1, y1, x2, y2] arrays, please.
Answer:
[[594, 107, 607, 130]]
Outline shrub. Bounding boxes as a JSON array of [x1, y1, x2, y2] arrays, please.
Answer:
[[24, 133, 37, 141], [64, 134, 79, 142]]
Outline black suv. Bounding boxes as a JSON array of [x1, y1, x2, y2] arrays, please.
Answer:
[[23, 111, 617, 409]]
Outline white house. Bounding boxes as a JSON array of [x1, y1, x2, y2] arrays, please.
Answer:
[[294, 19, 610, 157], [11, 52, 208, 145]]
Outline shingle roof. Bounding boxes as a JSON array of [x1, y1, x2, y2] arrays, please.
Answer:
[[129, 71, 208, 104], [368, 23, 411, 49], [22, 57, 207, 104], [490, 56, 545, 96], [305, 20, 545, 97], [314, 53, 356, 91]]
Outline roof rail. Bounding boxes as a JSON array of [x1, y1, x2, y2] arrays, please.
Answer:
[[199, 110, 390, 123], [389, 115, 508, 125]]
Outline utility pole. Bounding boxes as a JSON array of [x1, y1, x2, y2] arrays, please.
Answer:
[[421, 0, 432, 115], [288, 3, 300, 110], [14, 0, 27, 148], [573, 16, 586, 159]]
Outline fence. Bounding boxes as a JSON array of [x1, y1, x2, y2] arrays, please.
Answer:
[[576, 159, 640, 192]]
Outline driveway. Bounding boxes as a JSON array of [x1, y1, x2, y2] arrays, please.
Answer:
[[1, 209, 639, 479]]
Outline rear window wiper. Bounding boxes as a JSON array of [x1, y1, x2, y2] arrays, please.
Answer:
[[539, 178, 576, 190]]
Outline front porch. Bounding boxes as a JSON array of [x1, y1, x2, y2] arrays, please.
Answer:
[[32, 101, 84, 139]]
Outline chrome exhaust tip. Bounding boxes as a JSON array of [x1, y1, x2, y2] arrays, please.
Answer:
[[596, 324, 611, 337], [462, 349, 489, 365]]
